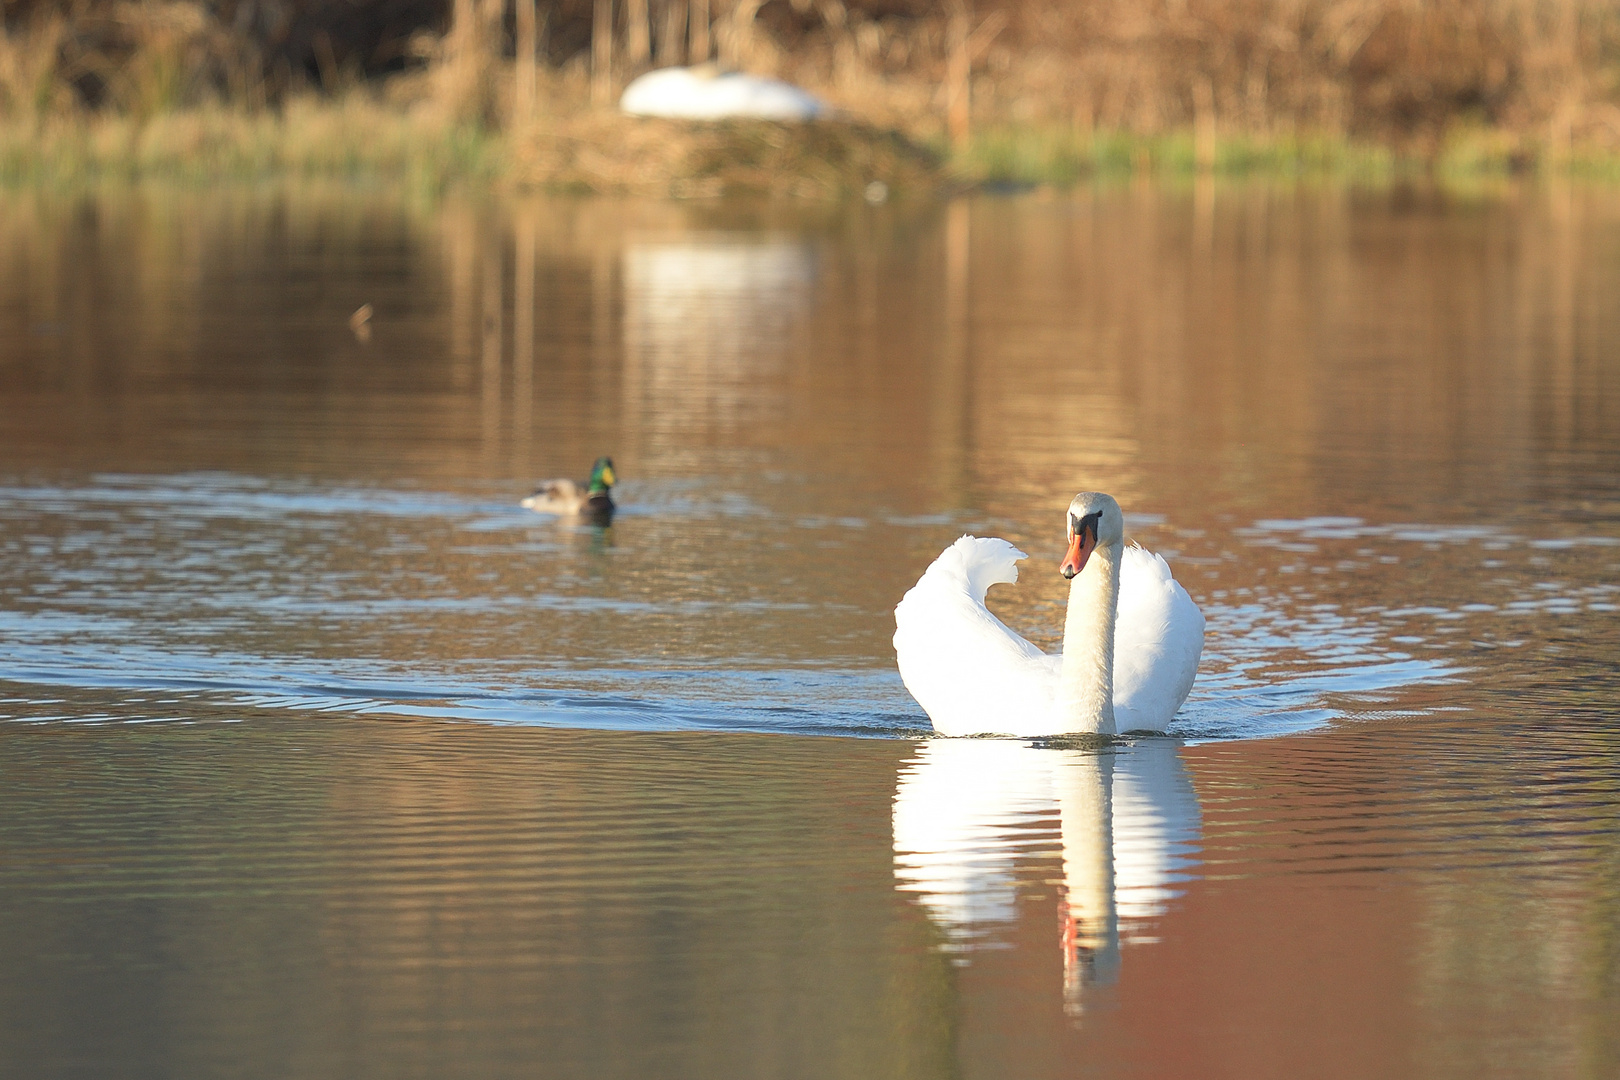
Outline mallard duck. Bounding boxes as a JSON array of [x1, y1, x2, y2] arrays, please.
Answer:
[[521, 457, 616, 523]]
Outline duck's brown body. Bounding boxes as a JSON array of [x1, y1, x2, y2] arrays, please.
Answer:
[[522, 458, 616, 523]]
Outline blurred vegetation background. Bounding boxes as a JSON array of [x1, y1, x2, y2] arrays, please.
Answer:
[[3, 0, 1620, 189]]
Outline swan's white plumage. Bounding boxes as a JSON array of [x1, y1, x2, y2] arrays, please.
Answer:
[[1110, 546, 1205, 733], [892, 537, 1059, 734], [893, 536, 1204, 736], [619, 66, 825, 120]]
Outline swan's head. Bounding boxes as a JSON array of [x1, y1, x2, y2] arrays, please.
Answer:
[[1060, 492, 1123, 579]]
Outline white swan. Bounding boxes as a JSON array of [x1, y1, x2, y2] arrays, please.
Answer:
[[893, 492, 1204, 736], [619, 66, 825, 121]]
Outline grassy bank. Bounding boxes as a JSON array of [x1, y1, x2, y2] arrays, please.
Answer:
[[958, 126, 1620, 187], [7, 0, 1620, 195], [0, 97, 941, 197], [10, 90, 1620, 196], [0, 98, 506, 190]]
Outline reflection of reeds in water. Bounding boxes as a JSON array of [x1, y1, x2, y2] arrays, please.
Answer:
[[860, 182, 1620, 554], [1, 182, 1614, 502], [620, 238, 816, 443]]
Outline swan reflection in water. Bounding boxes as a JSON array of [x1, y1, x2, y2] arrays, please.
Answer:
[[893, 738, 1200, 1011]]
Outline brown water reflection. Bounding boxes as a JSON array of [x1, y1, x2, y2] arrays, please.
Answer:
[[7, 183, 1615, 505], [0, 182, 1617, 1078], [1, 712, 1615, 1079]]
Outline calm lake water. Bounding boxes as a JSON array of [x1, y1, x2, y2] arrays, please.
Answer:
[[0, 182, 1617, 1078]]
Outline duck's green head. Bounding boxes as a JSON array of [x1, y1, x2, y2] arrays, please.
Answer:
[[588, 456, 616, 495]]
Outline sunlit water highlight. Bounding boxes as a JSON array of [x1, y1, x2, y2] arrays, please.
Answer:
[[1, 469, 1581, 740], [7, 464, 1612, 741]]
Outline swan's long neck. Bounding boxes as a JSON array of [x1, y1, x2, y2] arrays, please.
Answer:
[[1058, 541, 1121, 735]]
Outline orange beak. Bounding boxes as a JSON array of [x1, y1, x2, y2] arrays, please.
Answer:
[[1061, 524, 1096, 580]]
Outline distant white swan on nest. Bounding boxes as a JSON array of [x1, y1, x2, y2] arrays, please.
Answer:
[[619, 65, 826, 121], [893, 492, 1204, 737]]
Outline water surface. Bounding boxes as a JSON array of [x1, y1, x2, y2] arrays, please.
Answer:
[[0, 182, 1616, 1078]]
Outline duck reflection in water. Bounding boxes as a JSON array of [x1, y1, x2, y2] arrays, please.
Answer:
[[893, 738, 1200, 1012]]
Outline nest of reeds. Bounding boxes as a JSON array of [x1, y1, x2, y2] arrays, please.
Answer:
[[507, 108, 944, 197]]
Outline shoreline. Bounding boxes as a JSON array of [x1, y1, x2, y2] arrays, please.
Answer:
[[7, 0, 1620, 197], [5, 84, 1620, 196]]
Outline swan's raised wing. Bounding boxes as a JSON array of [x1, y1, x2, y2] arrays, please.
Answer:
[[1112, 546, 1205, 732], [893, 536, 1059, 736]]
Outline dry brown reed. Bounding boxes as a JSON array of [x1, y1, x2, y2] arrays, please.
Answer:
[[4, 0, 1620, 189], [757, 0, 1620, 158], [505, 82, 941, 195], [0, 11, 73, 119]]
